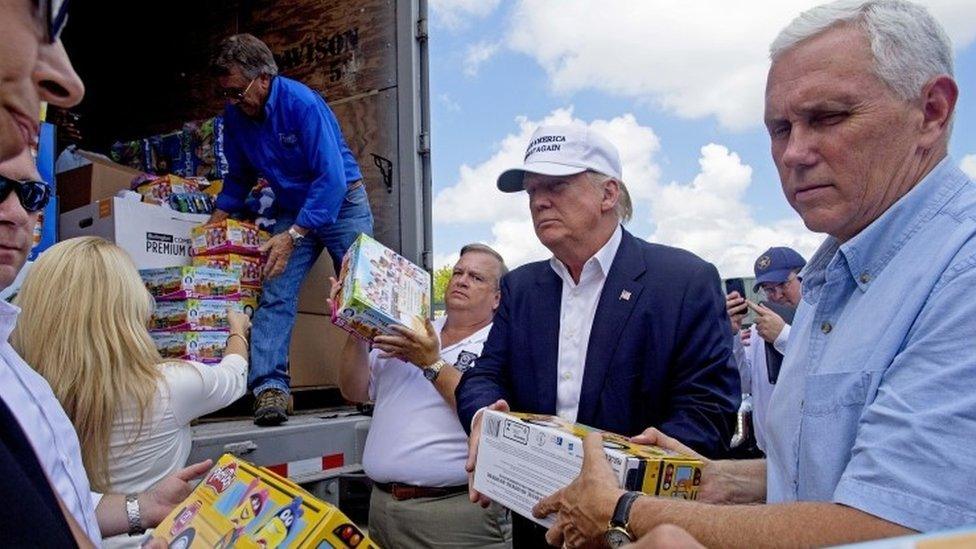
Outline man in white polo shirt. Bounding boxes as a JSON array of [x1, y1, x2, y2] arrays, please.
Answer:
[[334, 243, 512, 548]]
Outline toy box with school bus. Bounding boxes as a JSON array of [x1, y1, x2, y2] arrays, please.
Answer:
[[474, 411, 704, 527], [140, 266, 240, 301], [149, 453, 377, 549], [330, 233, 430, 341]]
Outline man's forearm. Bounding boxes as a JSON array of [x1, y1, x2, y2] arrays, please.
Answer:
[[95, 493, 132, 538], [432, 365, 462, 409], [337, 337, 371, 403], [707, 459, 767, 504], [628, 499, 914, 548]]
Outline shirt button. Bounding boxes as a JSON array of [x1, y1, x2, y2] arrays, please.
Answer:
[[561, 371, 572, 381], [821, 322, 833, 334], [859, 273, 871, 284]]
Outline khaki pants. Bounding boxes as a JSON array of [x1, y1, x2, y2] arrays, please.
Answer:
[[368, 485, 512, 549]]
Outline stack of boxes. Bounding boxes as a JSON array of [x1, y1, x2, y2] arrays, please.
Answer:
[[190, 220, 267, 318], [142, 266, 241, 363]]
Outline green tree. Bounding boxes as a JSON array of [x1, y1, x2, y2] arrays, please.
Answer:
[[432, 265, 452, 308]]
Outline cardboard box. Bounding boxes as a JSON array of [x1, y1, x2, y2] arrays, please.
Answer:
[[150, 299, 242, 332], [149, 454, 376, 548], [136, 174, 199, 202], [331, 233, 430, 341], [297, 251, 335, 315], [474, 411, 704, 527], [289, 313, 346, 387], [141, 266, 240, 301], [151, 330, 229, 363], [60, 197, 208, 269], [193, 253, 263, 287], [191, 219, 266, 256], [56, 152, 144, 213]]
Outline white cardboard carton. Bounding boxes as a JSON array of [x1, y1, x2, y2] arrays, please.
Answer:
[[60, 196, 208, 269]]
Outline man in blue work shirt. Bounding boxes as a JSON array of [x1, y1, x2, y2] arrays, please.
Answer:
[[531, 1, 976, 547], [209, 34, 374, 426]]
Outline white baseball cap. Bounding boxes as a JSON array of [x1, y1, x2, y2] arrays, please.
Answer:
[[497, 124, 622, 192]]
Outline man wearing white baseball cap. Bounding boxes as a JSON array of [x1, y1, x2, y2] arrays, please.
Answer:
[[456, 124, 739, 547]]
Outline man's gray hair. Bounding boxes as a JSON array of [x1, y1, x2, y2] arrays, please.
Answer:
[[212, 33, 279, 80], [771, 0, 953, 104], [459, 243, 508, 287], [588, 172, 633, 224]]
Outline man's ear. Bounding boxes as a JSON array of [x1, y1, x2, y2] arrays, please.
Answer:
[[602, 178, 620, 214], [917, 74, 958, 150]]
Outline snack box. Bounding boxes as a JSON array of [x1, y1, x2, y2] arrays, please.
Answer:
[[191, 219, 267, 256], [149, 453, 377, 549], [193, 253, 263, 287], [331, 233, 430, 341], [151, 330, 229, 363], [240, 286, 261, 318], [474, 411, 704, 527], [149, 299, 242, 332], [140, 266, 240, 301], [136, 174, 200, 202]]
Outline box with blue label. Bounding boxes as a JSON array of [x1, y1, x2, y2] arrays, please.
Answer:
[[140, 266, 240, 301], [331, 233, 430, 341], [474, 411, 703, 527]]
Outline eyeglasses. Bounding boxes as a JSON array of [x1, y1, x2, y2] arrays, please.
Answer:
[[218, 77, 257, 102], [760, 273, 797, 299], [0, 176, 53, 213], [39, 0, 72, 44]]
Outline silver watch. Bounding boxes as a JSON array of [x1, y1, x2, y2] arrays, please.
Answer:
[[423, 359, 448, 382], [125, 493, 144, 536], [287, 226, 305, 242]]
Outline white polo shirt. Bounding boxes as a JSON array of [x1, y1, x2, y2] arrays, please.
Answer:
[[362, 316, 490, 487]]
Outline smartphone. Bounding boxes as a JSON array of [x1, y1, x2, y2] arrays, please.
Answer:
[[724, 277, 747, 298]]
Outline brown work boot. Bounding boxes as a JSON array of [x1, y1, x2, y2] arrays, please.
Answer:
[[254, 388, 290, 426]]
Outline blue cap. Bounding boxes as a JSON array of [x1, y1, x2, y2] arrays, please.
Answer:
[[753, 247, 806, 292]]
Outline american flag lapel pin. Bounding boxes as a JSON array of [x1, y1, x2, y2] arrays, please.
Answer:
[[620, 290, 631, 301]]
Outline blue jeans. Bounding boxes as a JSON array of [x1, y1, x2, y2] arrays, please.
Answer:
[[249, 184, 374, 396]]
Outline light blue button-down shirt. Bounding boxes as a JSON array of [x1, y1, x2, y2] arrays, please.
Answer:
[[764, 157, 976, 531]]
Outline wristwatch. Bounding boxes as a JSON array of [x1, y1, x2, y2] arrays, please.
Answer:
[[422, 359, 449, 382], [125, 493, 145, 536], [605, 491, 641, 547], [287, 226, 305, 242]]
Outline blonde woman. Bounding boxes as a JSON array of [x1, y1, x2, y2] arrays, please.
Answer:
[[11, 236, 250, 547]]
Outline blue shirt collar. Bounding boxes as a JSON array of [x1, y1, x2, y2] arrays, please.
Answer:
[[801, 156, 963, 299], [263, 76, 280, 118]]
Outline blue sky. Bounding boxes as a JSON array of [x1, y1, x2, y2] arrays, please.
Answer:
[[427, 0, 976, 276]]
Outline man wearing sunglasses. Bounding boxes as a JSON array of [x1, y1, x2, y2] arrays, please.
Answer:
[[208, 34, 373, 426]]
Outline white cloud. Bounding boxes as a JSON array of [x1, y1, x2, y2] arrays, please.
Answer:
[[463, 41, 501, 77], [430, 0, 501, 30], [504, 0, 976, 130], [962, 154, 976, 180], [437, 93, 461, 112], [433, 108, 821, 275]]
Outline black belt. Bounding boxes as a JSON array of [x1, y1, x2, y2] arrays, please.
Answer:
[[374, 481, 467, 501]]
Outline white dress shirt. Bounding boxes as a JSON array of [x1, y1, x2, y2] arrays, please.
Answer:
[[0, 301, 102, 545], [363, 316, 492, 487], [549, 224, 622, 422]]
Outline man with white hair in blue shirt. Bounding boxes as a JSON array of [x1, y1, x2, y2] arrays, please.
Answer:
[[531, 1, 976, 547]]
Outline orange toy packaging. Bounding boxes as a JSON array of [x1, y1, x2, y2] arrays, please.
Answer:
[[149, 454, 378, 548], [193, 253, 263, 287], [192, 219, 267, 256], [136, 174, 200, 202]]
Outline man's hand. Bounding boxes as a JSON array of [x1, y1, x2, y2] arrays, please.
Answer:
[[622, 525, 705, 549], [372, 318, 440, 367], [467, 399, 509, 507], [533, 432, 625, 548], [740, 328, 752, 347], [726, 292, 747, 333], [139, 460, 213, 527], [747, 301, 786, 344], [206, 209, 230, 226], [631, 428, 744, 505], [260, 232, 295, 279]]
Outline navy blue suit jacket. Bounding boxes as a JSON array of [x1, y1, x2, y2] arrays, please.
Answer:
[[456, 229, 739, 457]]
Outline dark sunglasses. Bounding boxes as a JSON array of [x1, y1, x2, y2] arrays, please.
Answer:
[[0, 176, 53, 213], [218, 77, 256, 102], [38, 0, 72, 43]]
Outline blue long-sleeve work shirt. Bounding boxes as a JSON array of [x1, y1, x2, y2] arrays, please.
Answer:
[[215, 76, 362, 229]]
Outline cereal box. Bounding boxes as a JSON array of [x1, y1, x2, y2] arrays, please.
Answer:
[[140, 266, 240, 301], [191, 219, 267, 256], [149, 299, 242, 332], [474, 411, 704, 527], [151, 331, 229, 363], [240, 286, 261, 318], [149, 454, 377, 549], [193, 253, 263, 287], [331, 233, 430, 341], [136, 174, 200, 202]]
